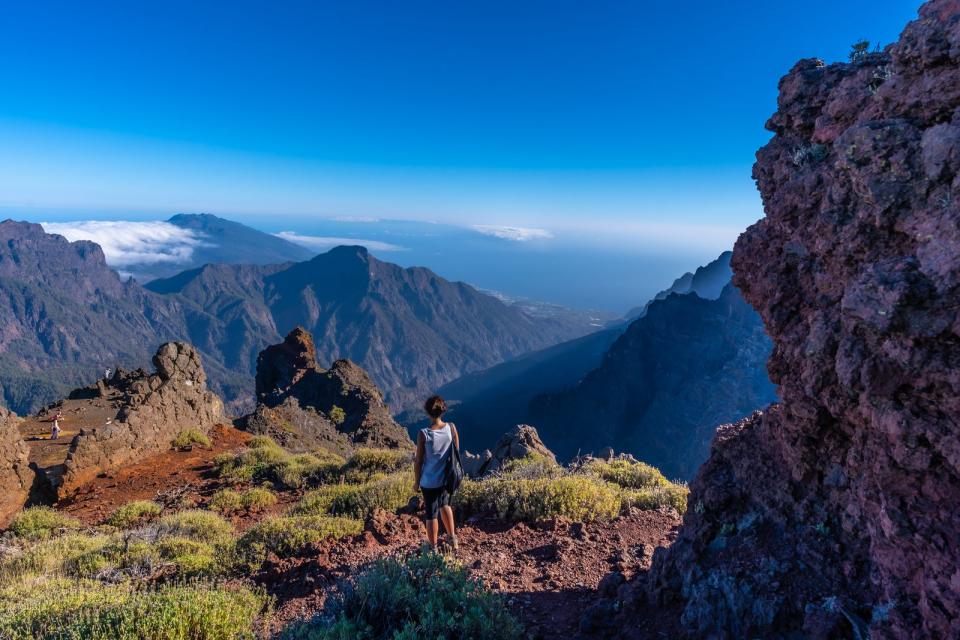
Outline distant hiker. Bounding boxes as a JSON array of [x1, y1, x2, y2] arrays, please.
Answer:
[[104, 367, 112, 380], [50, 411, 63, 440], [414, 395, 462, 552]]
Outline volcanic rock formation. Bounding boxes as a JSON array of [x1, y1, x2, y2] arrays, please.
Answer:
[[462, 424, 557, 477], [0, 408, 32, 525], [647, 3, 960, 638], [241, 328, 412, 454], [57, 342, 223, 497]]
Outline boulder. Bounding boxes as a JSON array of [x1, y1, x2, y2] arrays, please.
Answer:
[[57, 342, 223, 497], [464, 424, 556, 477], [0, 408, 32, 525], [241, 328, 412, 453]]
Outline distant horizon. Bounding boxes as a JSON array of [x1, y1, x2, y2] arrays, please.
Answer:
[[0, 1, 918, 253]]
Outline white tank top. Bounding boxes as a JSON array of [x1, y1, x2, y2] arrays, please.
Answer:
[[420, 424, 453, 489]]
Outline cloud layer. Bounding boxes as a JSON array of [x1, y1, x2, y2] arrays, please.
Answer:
[[40, 220, 211, 266], [274, 231, 405, 252], [471, 225, 553, 242]]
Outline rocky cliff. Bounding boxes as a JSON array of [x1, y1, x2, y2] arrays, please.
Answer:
[[0, 408, 31, 525], [241, 328, 412, 454], [647, 3, 960, 637], [529, 285, 774, 479], [57, 342, 223, 497]]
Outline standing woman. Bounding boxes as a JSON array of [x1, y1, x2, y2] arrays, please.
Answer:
[[414, 395, 459, 551]]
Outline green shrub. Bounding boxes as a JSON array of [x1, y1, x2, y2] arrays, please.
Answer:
[[499, 453, 562, 480], [215, 442, 341, 489], [849, 39, 870, 62], [0, 579, 267, 639], [280, 552, 523, 640], [154, 537, 221, 577], [105, 501, 162, 528], [345, 448, 411, 479], [8, 507, 82, 540], [209, 488, 277, 514], [582, 459, 670, 489], [237, 515, 362, 564], [455, 475, 621, 522], [620, 484, 689, 513], [172, 428, 211, 450], [329, 405, 346, 425], [156, 510, 233, 543], [0, 533, 110, 581], [293, 473, 414, 519]]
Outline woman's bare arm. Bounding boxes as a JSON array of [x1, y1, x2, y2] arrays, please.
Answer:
[[451, 423, 460, 450], [414, 431, 425, 490]]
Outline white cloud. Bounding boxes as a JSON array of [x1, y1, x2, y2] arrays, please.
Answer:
[[471, 225, 554, 242], [274, 231, 406, 252], [331, 216, 381, 223], [40, 220, 212, 267]]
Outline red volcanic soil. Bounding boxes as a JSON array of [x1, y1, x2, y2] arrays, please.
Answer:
[[262, 508, 683, 639], [56, 424, 252, 523]]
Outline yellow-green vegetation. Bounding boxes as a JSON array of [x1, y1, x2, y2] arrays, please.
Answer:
[[172, 428, 211, 449], [0, 533, 111, 582], [8, 507, 82, 540], [582, 458, 689, 513], [237, 515, 362, 563], [328, 405, 346, 425], [104, 500, 162, 528], [156, 510, 234, 543], [214, 437, 344, 489], [292, 472, 414, 519], [280, 552, 523, 640], [499, 453, 563, 480], [455, 474, 622, 522], [343, 448, 412, 482], [208, 487, 277, 514], [0, 579, 267, 639]]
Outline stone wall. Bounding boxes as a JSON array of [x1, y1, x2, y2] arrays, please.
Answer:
[[57, 342, 223, 497]]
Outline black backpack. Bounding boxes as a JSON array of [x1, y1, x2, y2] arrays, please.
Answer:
[[444, 425, 464, 493]]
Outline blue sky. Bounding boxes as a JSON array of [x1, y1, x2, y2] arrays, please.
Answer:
[[0, 1, 920, 308]]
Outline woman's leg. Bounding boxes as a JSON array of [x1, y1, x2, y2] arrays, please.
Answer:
[[422, 488, 440, 548], [425, 518, 439, 547], [439, 505, 456, 538]]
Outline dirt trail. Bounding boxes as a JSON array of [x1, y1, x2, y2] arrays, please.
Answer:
[[19, 394, 120, 476], [263, 508, 683, 638]]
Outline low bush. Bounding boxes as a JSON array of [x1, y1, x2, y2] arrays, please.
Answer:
[[344, 448, 411, 482], [499, 453, 563, 480], [105, 501, 162, 528], [172, 428, 211, 450], [582, 459, 670, 489], [620, 484, 688, 513], [215, 439, 342, 489], [0, 579, 267, 639], [0, 533, 110, 581], [293, 473, 413, 519], [8, 507, 82, 540], [455, 475, 621, 522], [208, 487, 277, 514], [237, 515, 362, 564], [280, 552, 523, 640], [328, 405, 346, 425], [156, 510, 234, 543]]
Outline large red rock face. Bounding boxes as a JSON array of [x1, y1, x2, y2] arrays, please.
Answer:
[[649, 2, 960, 638]]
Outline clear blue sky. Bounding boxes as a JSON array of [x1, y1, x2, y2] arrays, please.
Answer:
[[0, 1, 920, 249]]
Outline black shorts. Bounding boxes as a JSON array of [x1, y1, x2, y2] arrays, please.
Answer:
[[421, 486, 450, 520]]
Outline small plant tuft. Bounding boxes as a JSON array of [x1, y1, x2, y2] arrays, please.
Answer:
[[849, 39, 871, 62], [8, 507, 82, 540], [105, 501, 162, 529], [172, 428, 211, 450], [328, 405, 346, 425]]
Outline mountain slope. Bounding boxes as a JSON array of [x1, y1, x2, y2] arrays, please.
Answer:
[[428, 252, 743, 454], [528, 284, 775, 480], [151, 245, 593, 411]]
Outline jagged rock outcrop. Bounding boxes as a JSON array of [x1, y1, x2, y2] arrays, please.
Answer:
[[462, 424, 556, 477], [241, 328, 412, 454], [57, 342, 223, 497], [0, 408, 31, 525], [529, 284, 775, 479], [646, 4, 960, 638]]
